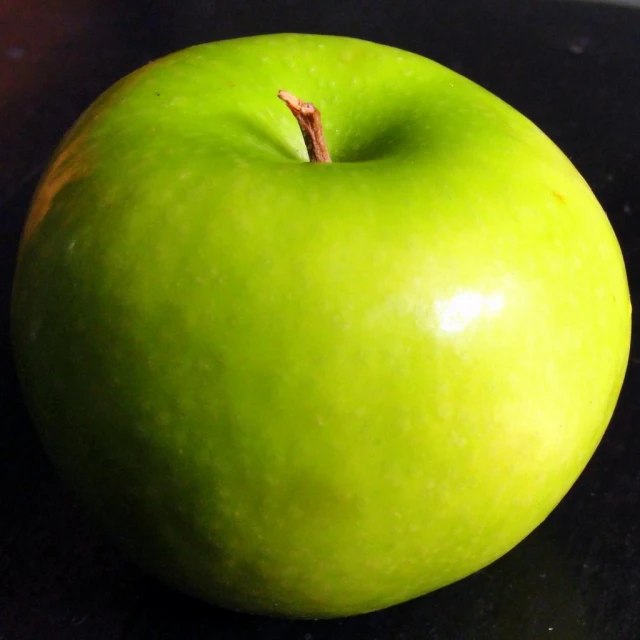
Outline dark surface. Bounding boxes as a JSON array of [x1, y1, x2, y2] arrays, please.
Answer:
[[2, 1, 640, 638]]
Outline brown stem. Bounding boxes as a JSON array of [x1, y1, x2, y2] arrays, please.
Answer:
[[277, 90, 332, 163]]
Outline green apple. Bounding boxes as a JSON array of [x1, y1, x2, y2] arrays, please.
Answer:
[[11, 33, 631, 619]]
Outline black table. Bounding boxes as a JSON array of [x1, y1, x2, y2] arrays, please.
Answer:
[[2, 1, 639, 637]]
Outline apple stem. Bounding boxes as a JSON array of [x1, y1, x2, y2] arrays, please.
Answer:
[[278, 90, 332, 163]]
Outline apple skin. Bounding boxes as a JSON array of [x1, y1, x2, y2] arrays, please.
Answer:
[[11, 33, 631, 618]]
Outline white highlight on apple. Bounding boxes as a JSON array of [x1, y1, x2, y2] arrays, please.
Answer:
[[435, 290, 505, 333]]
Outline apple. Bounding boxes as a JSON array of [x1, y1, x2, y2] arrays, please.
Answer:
[[11, 33, 631, 619]]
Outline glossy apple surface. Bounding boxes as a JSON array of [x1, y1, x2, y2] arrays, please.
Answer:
[[11, 34, 631, 618]]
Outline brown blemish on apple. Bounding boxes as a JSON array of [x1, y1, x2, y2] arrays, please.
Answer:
[[552, 190, 566, 204], [22, 133, 91, 244]]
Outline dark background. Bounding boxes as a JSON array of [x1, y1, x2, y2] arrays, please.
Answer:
[[2, 1, 640, 638]]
